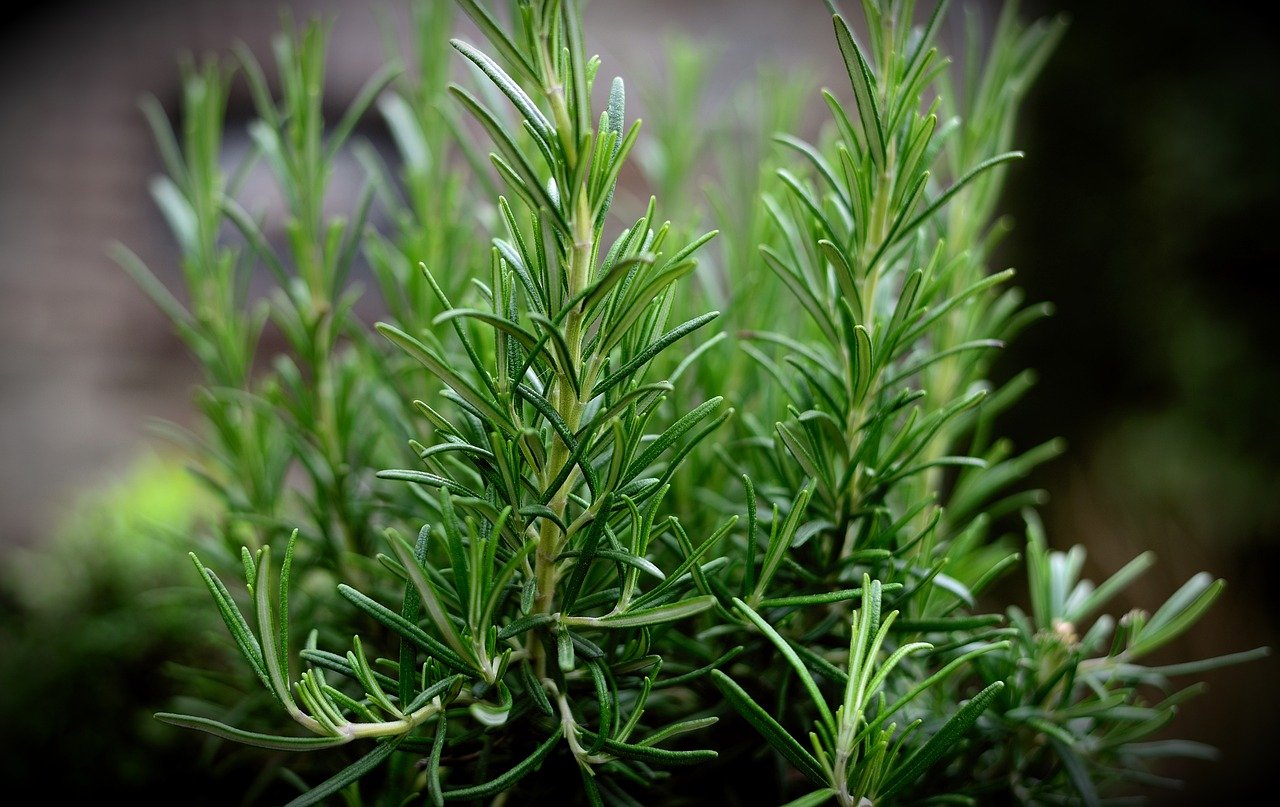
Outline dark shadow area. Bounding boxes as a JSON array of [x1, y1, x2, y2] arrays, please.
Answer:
[[1002, 0, 1280, 801]]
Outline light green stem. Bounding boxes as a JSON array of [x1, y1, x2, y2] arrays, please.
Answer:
[[527, 14, 596, 679]]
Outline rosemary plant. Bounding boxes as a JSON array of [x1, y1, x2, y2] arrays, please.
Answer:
[[118, 1, 1265, 804]]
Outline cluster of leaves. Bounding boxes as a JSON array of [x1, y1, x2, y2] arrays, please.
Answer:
[[121, 1, 1265, 804]]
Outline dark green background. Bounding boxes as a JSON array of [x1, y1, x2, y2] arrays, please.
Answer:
[[1003, 1, 1279, 801]]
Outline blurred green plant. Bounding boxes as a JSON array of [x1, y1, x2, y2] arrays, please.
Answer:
[[4, 452, 210, 612], [0, 454, 234, 797], [100, 0, 1265, 804]]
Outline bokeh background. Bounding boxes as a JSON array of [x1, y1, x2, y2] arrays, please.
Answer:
[[1, 0, 1275, 802]]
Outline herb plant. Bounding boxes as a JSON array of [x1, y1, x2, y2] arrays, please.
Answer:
[[116, 1, 1266, 804]]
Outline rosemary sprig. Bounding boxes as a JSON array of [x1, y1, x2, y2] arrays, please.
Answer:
[[117, 2, 1265, 804]]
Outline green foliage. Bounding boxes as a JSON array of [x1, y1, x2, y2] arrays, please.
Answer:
[[0, 455, 254, 799], [111, 1, 1264, 804]]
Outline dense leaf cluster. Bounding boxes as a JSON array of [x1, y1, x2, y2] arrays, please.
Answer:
[[120, 1, 1263, 804]]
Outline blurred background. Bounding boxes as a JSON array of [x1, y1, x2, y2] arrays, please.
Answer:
[[0, 0, 1275, 802]]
